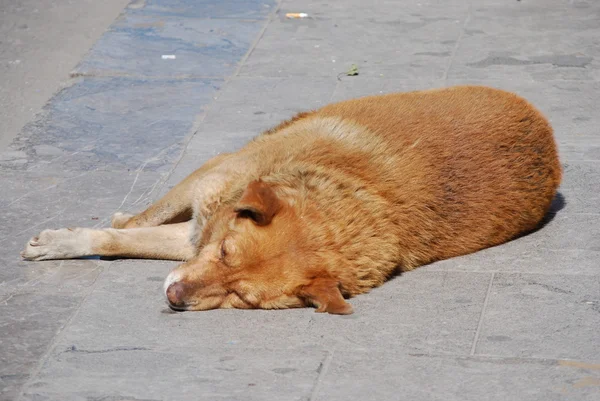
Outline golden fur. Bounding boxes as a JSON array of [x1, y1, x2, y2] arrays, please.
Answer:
[[22, 86, 561, 314]]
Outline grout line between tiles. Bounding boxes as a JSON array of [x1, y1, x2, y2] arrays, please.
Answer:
[[470, 272, 495, 355], [442, 0, 472, 84], [309, 349, 335, 401]]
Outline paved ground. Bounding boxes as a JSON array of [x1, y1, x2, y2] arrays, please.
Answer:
[[1, 0, 599, 400], [0, 0, 130, 152]]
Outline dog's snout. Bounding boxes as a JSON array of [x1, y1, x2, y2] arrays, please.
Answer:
[[166, 282, 186, 308]]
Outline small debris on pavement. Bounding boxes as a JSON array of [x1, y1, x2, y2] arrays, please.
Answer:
[[346, 64, 359, 76], [337, 64, 359, 80], [161, 55, 176, 60], [286, 13, 308, 18]]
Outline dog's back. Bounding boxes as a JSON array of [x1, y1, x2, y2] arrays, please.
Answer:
[[252, 86, 561, 272]]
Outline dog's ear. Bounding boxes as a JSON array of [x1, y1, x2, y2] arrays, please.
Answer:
[[234, 180, 281, 226], [300, 277, 354, 315]]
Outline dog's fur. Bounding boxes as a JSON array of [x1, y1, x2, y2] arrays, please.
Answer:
[[22, 86, 562, 314]]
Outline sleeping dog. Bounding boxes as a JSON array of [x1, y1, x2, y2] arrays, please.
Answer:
[[22, 86, 562, 314]]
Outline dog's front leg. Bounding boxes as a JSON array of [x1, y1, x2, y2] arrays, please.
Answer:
[[21, 222, 196, 261]]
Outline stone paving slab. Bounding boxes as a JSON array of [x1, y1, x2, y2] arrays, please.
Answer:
[[0, 77, 221, 173], [193, 76, 339, 136], [74, 15, 264, 78], [558, 162, 600, 214], [314, 351, 600, 401], [1, 293, 89, 401], [282, 0, 468, 20], [514, 213, 600, 252], [428, 247, 600, 276], [447, 1, 600, 82], [22, 346, 324, 401], [0, 260, 105, 401], [475, 273, 600, 361], [240, 1, 466, 79]]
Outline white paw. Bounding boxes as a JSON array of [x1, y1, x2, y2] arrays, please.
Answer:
[[111, 212, 134, 229], [21, 228, 92, 261]]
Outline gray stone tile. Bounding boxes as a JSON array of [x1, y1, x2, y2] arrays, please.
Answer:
[[514, 213, 600, 252], [240, 8, 465, 79], [475, 273, 600, 361], [185, 128, 251, 156], [471, 0, 600, 33], [559, 162, 600, 214], [129, 0, 276, 19], [281, 0, 468, 21], [6, 258, 103, 295], [448, 2, 600, 81], [22, 346, 324, 401], [559, 144, 600, 163], [186, 76, 338, 147], [1, 373, 29, 401], [74, 15, 265, 78], [0, 77, 221, 173], [427, 247, 600, 276], [314, 351, 600, 401], [0, 291, 91, 401]]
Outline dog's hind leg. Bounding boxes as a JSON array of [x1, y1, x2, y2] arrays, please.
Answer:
[[113, 153, 232, 229], [22, 222, 196, 261]]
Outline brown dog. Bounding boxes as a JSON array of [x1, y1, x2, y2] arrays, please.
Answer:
[[21, 86, 562, 314]]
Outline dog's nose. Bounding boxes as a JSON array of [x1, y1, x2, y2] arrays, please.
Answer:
[[166, 282, 186, 308]]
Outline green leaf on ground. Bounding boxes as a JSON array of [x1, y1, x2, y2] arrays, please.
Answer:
[[346, 64, 359, 76]]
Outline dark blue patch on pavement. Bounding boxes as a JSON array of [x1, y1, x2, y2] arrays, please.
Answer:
[[4, 77, 222, 172], [1, 0, 275, 174], [74, 14, 265, 78]]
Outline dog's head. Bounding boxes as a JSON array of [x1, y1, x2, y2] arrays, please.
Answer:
[[163, 179, 353, 314]]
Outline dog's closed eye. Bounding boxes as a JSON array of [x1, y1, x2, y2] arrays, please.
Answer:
[[219, 239, 228, 260]]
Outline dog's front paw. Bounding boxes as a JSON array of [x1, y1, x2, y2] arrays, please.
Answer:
[[111, 212, 134, 229], [21, 228, 91, 261]]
